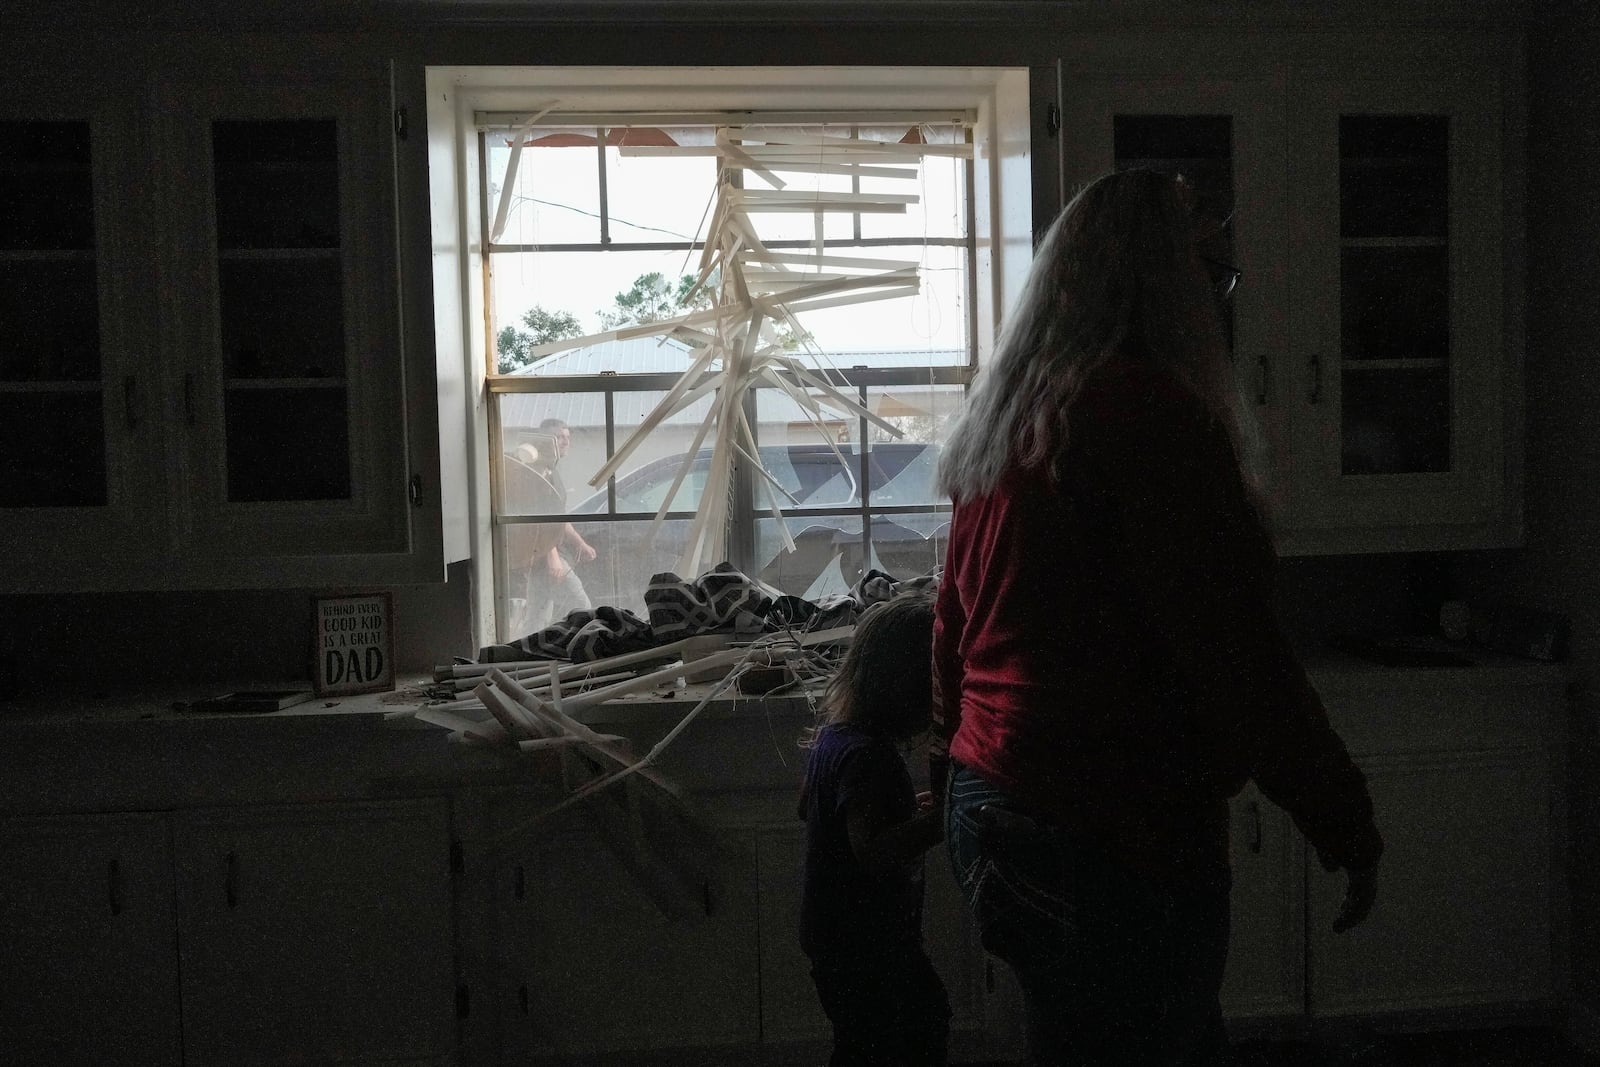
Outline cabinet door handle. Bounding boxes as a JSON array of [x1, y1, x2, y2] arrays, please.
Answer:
[[518, 983, 529, 1016], [225, 852, 239, 908], [107, 857, 124, 916], [1247, 801, 1263, 855], [1307, 352, 1322, 405], [702, 879, 713, 917], [514, 863, 525, 900], [1255, 354, 1268, 406], [123, 376, 139, 432], [183, 373, 196, 426]]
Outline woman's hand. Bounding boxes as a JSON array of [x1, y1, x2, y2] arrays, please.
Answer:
[[1332, 862, 1379, 933]]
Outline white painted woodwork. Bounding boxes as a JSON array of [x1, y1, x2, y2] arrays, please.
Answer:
[[494, 800, 762, 1057], [170, 800, 455, 1067], [1059, 75, 1294, 521], [0, 657, 1568, 1063], [1057, 67, 1517, 554], [0, 813, 183, 1067], [754, 825, 832, 1045], [1285, 76, 1508, 536], [0, 86, 169, 571], [1223, 783, 1308, 1020], [154, 77, 410, 564], [1307, 751, 1553, 1014], [0, 62, 445, 591]]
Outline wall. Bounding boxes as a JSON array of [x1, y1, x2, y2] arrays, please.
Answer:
[[1453, 0, 1600, 1017], [0, 564, 475, 694]]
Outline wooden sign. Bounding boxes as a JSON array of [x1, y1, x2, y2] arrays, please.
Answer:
[[312, 593, 395, 696]]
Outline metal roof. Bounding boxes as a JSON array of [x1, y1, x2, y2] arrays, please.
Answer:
[[500, 336, 963, 431]]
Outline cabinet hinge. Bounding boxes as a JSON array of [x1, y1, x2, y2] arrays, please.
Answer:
[[1045, 102, 1061, 138], [409, 474, 423, 508], [455, 984, 470, 1019], [449, 839, 464, 878], [394, 105, 409, 141]]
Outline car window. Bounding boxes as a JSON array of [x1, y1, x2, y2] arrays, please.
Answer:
[[573, 442, 939, 515], [764, 447, 855, 507], [870, 444, 940, 506], [617, 462, 710, 513]]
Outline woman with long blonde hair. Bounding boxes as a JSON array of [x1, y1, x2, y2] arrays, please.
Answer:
[[932, 169, 1382, 1065]]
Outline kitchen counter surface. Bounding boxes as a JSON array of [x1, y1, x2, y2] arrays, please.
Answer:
[[0, 648, 1568, 818]]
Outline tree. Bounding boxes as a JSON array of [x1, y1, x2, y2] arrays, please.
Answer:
[[596, 272, 711, 329], [496, 306, 584, 373]]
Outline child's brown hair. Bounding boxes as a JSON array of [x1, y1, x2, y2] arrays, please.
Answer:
[[812, 585, 936, 743]]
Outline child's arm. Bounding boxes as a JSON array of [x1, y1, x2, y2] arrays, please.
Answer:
[[845, 790, 944, 883]]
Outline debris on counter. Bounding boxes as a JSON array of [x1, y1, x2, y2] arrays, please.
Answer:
[[387, 564, 935, 919]]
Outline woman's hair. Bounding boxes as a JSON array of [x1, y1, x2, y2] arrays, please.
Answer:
[[809, 586, 936, 743], [937, 167, 1262, 503]]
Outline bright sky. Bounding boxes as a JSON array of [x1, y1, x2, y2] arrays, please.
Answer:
[[485, 130, 973, 360]]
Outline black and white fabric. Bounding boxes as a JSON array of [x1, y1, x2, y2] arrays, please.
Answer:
[[474, 560, 931, 665], [478, 603, 654, 664], [644, 562, 771, 638]]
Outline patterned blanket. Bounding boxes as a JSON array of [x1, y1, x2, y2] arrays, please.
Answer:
[[475, 562, 934, 664]]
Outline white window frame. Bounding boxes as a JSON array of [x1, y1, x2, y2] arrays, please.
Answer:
[[426, 66, 1035, 650]]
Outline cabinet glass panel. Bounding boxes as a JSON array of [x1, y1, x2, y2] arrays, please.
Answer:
[[0, 121, 106, 506], [1338, 115, 1449, 475], [212, 119, 350, 501], [1113, 116, 1236, 351], [224, 385, 351, 501]]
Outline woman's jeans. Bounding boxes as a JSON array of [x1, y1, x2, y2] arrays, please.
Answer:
[[946, 765, 1235, 1067]]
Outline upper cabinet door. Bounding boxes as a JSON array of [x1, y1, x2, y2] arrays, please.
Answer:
[[1059, 78, 1293, 515], [1286, 77, 1506, 534], [156, 76, 410, 563], [0, 92, 168, 574]]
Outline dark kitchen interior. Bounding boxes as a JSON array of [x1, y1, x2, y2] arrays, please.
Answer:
[[2, 2, 1600, 1064]]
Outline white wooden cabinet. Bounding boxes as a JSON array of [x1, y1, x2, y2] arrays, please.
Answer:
[[484, 797, 1015, 1064], [0, 88, 169, 571], [1059, 77, 1294, 517], [1285, 77, 1508, 540], [1308, 665, 1563, 1021], [1223, 784, 1307, 1022], [172, 800, 456, 1067], [0, 799, 455, 1067], [0, 812, 183, 1067], [492, 800, 761, 1060], [1307, 750, 1553, 1016], [1, 58, 444, 591], [1056, 61, 1517, 553], [753, 825, 831, 1047], [751, 823, 1011, 1059], [152, 76, 412, 567]]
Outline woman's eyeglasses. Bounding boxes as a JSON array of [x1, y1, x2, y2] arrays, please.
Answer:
[[1202, 256, 1242, 300]]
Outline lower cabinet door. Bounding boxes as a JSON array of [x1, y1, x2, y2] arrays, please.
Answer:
[[1308, 752, 1553, 1015], [755, 823, 1011, 1060], [1222, 785, 1306, 1021], [755, 825, 830, 1046], [0, 812, 182, 1067], [506, 808, 761, 1058], [172, 799, 456, 1067]]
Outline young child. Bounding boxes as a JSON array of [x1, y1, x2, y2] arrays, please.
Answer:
[[798, 587, 951, 1066]]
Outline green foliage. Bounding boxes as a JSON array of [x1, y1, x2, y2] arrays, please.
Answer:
[[596, 272, 711, 329], [496, 306, 584, 373]]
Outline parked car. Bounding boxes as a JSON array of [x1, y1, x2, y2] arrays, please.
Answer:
[[564, 442, 947, 610]]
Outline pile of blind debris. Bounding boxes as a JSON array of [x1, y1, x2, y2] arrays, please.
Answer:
[[383, 563, 932, 919]]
